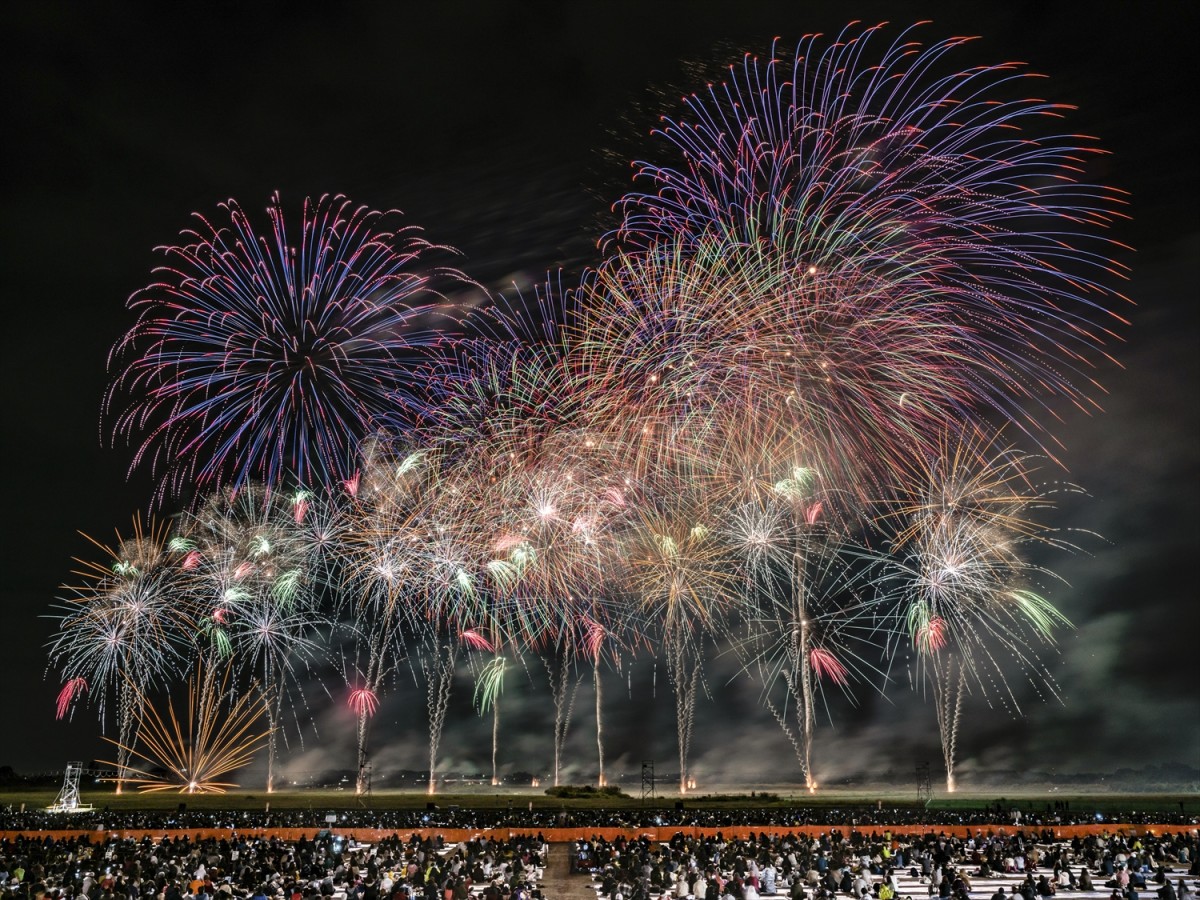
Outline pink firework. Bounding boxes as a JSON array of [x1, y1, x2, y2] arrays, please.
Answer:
[[459, 629, 494, 652], [348, 688, 379, 718], [805, 502, 824, 526], [582, 617, 606, 663], [343, 472, 361, 498], [56, 678, 88, 720], [181, 550, 202, 570], [809, 647, 850, 687], [916, 616, 948, 655]]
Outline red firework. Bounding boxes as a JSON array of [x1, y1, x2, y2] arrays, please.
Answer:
[[459, 629, 494, 652], [809, 647, 850, 687], [348, 688, 379, 718], [56, 678, 88, 720]]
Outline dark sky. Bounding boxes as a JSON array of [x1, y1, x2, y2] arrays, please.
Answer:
[[3, 2, 1197, 786]]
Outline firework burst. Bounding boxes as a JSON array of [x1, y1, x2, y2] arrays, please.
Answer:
[[174, 484, 329, 792], [612, 24, 1129, 468], [107, 193, 473, 498], [881, 432, 1078, 790], [101, 663, 270, 794], [47, 518, 195, 792]]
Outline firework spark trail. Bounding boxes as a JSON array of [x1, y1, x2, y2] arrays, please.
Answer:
[[544, 647, 582, 787], [422, 638, 458, 795], [459, 629, 505, 787], [347, 685, 379, 791], [577, 616, 620, 787], [472, 653, 507, 785], [107, 193, 474, 500], [593, 633, 606, 788], [881, 432, 1078, 790], [932, 655, 967, 793]]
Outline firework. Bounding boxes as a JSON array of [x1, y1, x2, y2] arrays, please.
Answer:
[[611, 24, 1128, 472], [47, 518, 195, 793], [578, 242, 941, 507], [345, 682, 381, 792], [336, 439, 440, 793], [347, 687, 379, 718], [738, 527, 891, 791], [403, 287, 642, 788], [411, 275, 587, 466], [576, 616, 621, 788], [55, 678, 88, 721], [660, 397, 894, 788], [173, 484, 330, 792], [101, 663, 270, 793], [52, 23, 1129, 791], [472, 653, 507, 785], [415, 277, 631, 648], [881, 432, 1077, 790], [421, 636, 458, 795], [461, 628, 494, 652], [623, 493, 736, 793], [107, 193, 472, 498], [544, 647, 582, 787], [337, 437, 499, 793]]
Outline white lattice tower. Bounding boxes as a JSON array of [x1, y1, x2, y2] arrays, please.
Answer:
[[52, 761, 83, 811]]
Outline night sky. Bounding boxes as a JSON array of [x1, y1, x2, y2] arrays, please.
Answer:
[[4, 2, 1197, 786]]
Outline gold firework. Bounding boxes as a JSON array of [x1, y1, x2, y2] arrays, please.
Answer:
[[101, 664, 270, 793]]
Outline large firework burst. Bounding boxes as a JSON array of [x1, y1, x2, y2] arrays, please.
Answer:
[[613, 24, 1129, 465], [107, 193, 472, 499]]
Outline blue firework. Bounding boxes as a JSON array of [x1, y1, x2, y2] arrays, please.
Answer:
[[107, 192, 472, 499]]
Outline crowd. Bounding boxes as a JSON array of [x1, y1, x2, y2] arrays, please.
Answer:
[[0, 832, 547, 900], [1, 816, 1197, 900], [575, 826, 1200, 900], [1, 803, 1196, 835]]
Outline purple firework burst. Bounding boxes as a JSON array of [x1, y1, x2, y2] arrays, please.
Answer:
[[614, 23, 1131, 462], [107, 193, 472, 499]]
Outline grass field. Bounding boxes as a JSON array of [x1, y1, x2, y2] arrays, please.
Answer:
[[1, 786, 1196, 818]]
